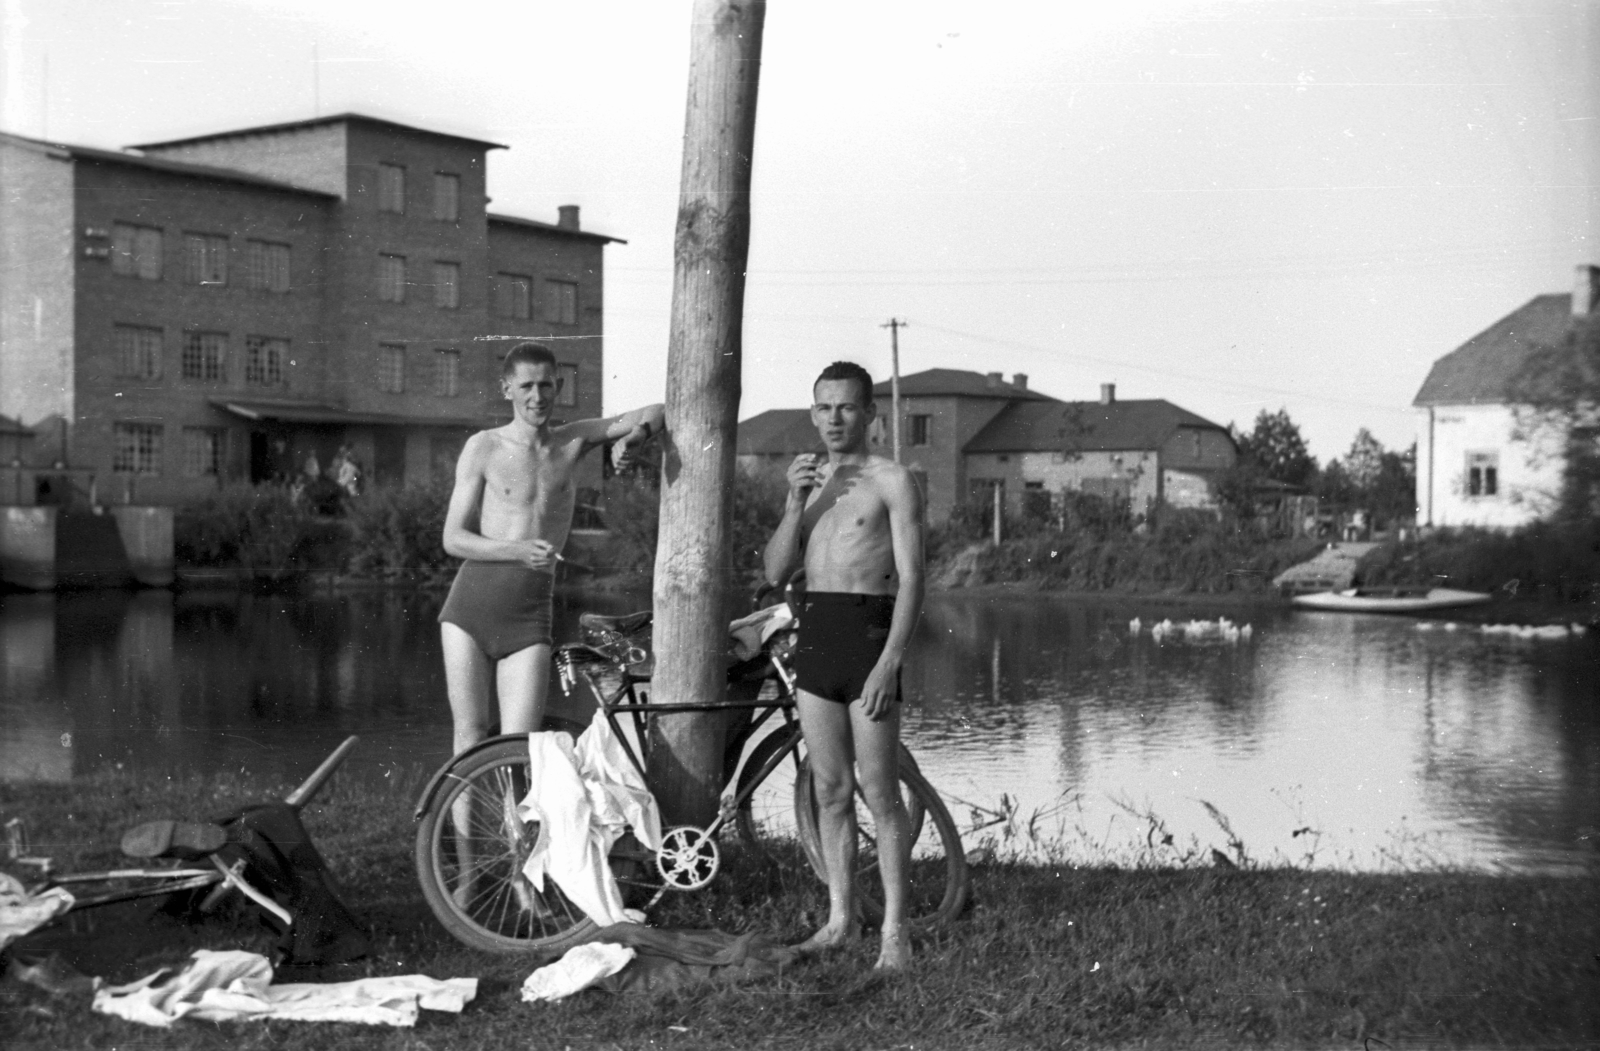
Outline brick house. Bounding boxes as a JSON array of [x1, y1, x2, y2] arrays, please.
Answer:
[[735, 368, 1235, 522], [1413, 264, 1598, 528], [0, 113, 621, 506]]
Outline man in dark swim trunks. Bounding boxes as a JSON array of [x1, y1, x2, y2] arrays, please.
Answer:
[[440, 342, 663, 758], [763, 360, 925, 972]]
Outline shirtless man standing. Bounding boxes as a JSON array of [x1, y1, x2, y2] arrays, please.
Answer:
[[440, 342, 664, 756], [763, 360, 925, 971]]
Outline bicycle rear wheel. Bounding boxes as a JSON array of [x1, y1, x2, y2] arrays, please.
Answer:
[[414, 731, 596, 954], [794, 755, 969, 931]]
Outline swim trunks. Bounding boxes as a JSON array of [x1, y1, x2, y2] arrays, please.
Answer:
[[792, 592, 900, 705], [438, 561, 554, 660]]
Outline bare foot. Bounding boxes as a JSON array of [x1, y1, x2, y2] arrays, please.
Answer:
[[794, 921, 858, 954], [873, 926, 912, 971]]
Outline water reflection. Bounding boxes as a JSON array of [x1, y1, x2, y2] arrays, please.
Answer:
[[1, 587, 1594, 872]]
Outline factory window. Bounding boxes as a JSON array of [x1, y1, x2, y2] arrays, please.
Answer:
[[433, 173, 460, 221], [543, 279, 578, 325], [113, 422, 163, 474], [378, 254, 407, 302], [434, 349, 461, 397], [378, 163, 406, 213], [111, 223, 163, 280], [182, 427, 226, 478], [245, 240, 291, 293], [114, 324, 163, 380], [181, 331, 227, 383], [496, 273, 532, 318], [434, 262, 461, 309], [184, 233, 228, 285], [378, 344, 406, 394], [245, 336, 288, 387]]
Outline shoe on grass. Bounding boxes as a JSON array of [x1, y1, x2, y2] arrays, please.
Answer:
[[119, 820, 228, 861]]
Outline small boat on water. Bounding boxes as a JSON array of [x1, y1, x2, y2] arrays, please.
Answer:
[[1292, 586, 1492, 613]]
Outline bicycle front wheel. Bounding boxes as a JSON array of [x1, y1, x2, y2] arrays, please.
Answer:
[[414, 734, 596, 954], [794, 755, 969, 932]]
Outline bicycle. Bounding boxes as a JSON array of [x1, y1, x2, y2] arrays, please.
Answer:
[[4, 737, 359, 937], [412, 596, 969, 954]]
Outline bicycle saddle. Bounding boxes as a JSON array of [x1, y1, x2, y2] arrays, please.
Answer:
[[580, 610, 652, 636]]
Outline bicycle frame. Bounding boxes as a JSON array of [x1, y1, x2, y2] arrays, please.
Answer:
[[555, 625, 804, 794]]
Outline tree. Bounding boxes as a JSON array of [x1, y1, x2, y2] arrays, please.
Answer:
[[1510, 314, 1600, 522], [1343, 428, 1385, 490], [1236, 408, 1317, 488], [649, 0, 767, 827]]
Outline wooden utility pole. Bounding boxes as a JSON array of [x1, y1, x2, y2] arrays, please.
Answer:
[[881, 318, 906, 462], [648, 0, 766, 827]]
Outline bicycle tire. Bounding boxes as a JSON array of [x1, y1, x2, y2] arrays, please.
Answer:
[[415, 731, 597, 954], [793, 755, 969, 932], [732, 726, 805, 854]]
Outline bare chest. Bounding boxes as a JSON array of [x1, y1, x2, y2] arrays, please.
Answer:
[[483, 440, 578, 506]]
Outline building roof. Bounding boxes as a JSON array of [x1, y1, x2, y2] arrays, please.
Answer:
[[965, 398, 1229, 453], [0, 131, 339, 198], [872, 368, 1052, 401], [0, 414, 32, 437], [736, 409, 822, 457], [130, 112, 507, 152], [488, 212, 626, 245], [1413, 294, 1577, 406]]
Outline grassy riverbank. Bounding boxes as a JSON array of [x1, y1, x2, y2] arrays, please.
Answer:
[[4, 768, 1595, 1049]]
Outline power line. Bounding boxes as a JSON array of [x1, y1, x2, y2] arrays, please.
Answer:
[[911, 320, 1415, 416]]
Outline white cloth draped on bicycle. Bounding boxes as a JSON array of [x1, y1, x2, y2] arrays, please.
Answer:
[[520, 711, 663, 928], [727, 602, 795, 661]]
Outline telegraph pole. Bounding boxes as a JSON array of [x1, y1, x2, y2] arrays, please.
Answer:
[[881, 318, 906, 462], [649, 0, 766, 827]]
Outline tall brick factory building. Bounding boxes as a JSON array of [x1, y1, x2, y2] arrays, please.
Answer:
[[0, 113, 621, 505]]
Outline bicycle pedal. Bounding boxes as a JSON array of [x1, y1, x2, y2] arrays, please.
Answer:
[[120, 820, 228, 861]]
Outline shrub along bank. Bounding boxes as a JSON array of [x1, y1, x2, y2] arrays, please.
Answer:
[[1359, 519, 1600, 606], [2, 767, 1594, 1050]]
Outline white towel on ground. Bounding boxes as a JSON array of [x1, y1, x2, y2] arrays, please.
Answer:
[[0, 871, 74, 949], [91, 949, 476, 1028]]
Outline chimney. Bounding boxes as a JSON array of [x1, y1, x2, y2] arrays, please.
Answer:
[[1012, 373, 1028, 389], [1573, 264, 1600, 318], [557, 205, 580, 231], [985, 371, 1003, 387], [1100, 383, 1116, 405]]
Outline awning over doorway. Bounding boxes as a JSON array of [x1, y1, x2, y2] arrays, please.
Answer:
[[210, 398, 491, 430]]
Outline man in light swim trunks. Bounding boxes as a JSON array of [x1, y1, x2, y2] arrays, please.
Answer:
[[440, 342, 664, 757], [763, 360, 924, 971]]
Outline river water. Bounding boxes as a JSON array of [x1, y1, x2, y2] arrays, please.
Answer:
[[2, 586, 1594, 873]]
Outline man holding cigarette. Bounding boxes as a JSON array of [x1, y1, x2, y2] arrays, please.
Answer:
[[763, 360, 925, 971], [439, 342, 663, 757]]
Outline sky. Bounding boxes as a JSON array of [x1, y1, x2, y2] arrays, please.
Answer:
[[2, 0, 1594, 461]]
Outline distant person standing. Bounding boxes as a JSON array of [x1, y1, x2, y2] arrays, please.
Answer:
[[438, 342, 663, 758], [333, 445, 361, 497], [763, 360, 924, 972]]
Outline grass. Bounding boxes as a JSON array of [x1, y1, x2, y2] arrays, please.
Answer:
[[3, 768, 1596, 1050]]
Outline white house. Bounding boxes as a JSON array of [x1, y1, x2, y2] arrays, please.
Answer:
[[1413, 264, 1597, 528]]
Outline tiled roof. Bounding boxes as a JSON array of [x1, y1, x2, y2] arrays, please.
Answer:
[[0, 131, 338, 198], [872, 368, 1052, 400], [736, 409, 823, 456], [488, 212, 626, 245], [0, 414, 32, 436], [1413, 294, 1575, 406], [130, 112, 506, 152], [965, 399, 1228, 453]]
